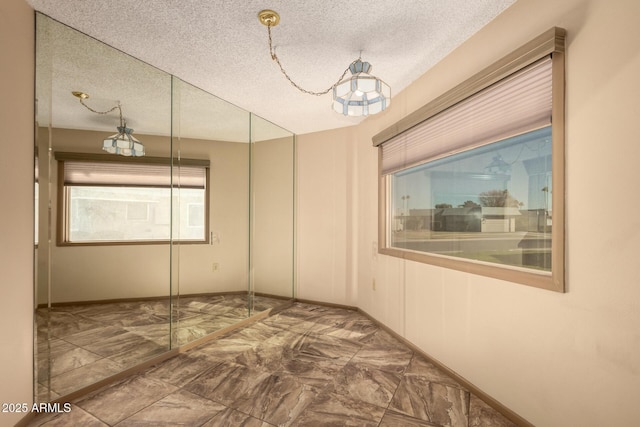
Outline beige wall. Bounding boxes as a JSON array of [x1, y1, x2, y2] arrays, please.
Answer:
[[0, 0, 34, 425], [252, 137, 295, 298], [297, 126, 359, 304], [297, 0, 640, 425]]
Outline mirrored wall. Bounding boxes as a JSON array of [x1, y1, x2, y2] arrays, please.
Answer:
[[35, 13, 294, 402]]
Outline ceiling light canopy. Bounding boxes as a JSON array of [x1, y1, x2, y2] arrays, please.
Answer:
[[72, 91, 145, 157], [258, 9, 391, 117]]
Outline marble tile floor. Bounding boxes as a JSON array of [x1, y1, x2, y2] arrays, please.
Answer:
[[29, 302, 517, 427], [36, 294, 286, 401]]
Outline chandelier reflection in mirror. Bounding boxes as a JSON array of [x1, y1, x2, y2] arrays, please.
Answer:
[[484, 154, 511, 175], [258, 10, 391, 117], [72, 91, 145, 156]]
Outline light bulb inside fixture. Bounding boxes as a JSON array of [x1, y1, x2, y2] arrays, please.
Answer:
[[354, 90, 364, 97]]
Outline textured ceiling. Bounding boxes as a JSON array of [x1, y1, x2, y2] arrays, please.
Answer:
[[28, 0, 516, 137]]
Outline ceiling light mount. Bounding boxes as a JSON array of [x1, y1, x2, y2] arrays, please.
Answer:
[[72, 91, 89, 100], [71, 91, 145, 157], [257, 9, 390, 116], [258, 10, 280, 27]]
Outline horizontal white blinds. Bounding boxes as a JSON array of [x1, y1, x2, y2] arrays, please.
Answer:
[[381, 56, 552, 175], [63, 161, 207, 189]]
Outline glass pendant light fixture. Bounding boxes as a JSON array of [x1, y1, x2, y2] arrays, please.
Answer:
[[332, 59, 391, 116], [258, 9, 391, 117], [102, 124, 144, 157], [72, 91, 145, 157]]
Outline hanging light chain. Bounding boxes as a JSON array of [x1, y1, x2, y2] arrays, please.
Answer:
[[266, 24, 353, 96], [78, 98, 124, 125]]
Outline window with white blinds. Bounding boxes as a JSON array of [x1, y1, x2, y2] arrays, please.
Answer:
[[62, 160, 208, 188], [381, 56, 552, 176], [374, 27, 566, 292], [55, 154, 210, 244]]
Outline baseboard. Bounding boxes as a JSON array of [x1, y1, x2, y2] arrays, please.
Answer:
[[293, 297, 358, 311], [37, 290, 250, 309], [254, 292, 292, 301]]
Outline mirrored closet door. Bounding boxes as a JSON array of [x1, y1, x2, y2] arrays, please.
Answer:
[[169, 78, 253, 347], [35, 13, 174, 402]]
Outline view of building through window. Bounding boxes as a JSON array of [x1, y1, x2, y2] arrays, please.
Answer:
[[390, 126, 552, 271], [68, 186, 205, 242]]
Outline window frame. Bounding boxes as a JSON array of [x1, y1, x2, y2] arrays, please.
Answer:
[[55, 152, 210, 246], [374, 27, 566, 292]]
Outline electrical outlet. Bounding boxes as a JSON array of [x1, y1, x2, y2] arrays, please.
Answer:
[[212, 262, 220, 272]]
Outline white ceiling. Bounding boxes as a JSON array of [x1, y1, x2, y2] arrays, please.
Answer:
[[28, 0, 516, 137]]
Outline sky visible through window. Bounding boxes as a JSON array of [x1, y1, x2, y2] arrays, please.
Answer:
[[392, 127, 552, 215]]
